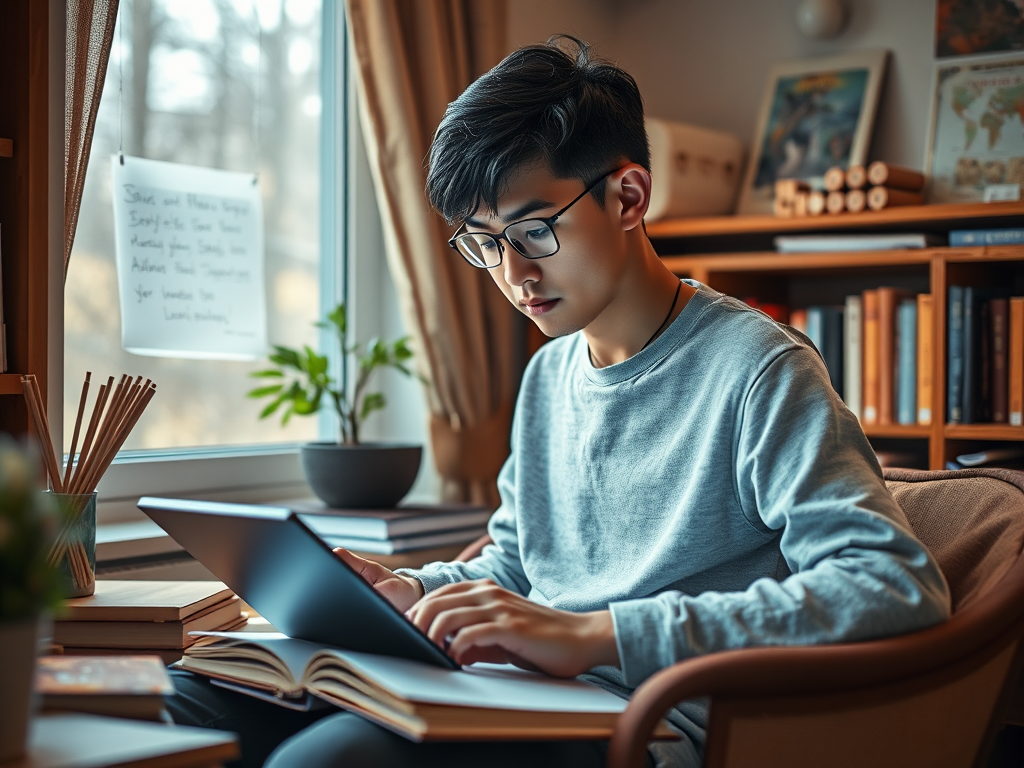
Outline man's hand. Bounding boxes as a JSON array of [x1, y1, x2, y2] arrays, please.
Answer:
[[333, 548, 424, 613], [405, 579, 620, 678]]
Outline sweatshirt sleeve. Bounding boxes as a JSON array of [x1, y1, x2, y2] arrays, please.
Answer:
[[609, 346, 952, 686], [395, 429, 532, 597]]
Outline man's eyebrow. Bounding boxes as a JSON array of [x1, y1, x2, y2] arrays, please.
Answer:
[[464, 199, 557, 229]]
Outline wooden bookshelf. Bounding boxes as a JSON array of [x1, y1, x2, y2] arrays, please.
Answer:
[[650, 203, 1024, 471], [0, 373, 23, 396], [0, 2, 51, 438]]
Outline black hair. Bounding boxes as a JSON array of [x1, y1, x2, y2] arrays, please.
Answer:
[[425, 35, 650, 225]]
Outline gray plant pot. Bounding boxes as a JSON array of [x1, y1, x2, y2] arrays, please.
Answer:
[[300, 442, 422, 509], [0, 617, 43, 762]]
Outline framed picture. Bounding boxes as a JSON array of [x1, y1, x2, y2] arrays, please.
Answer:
[[936, 0, 1024, 58], [736, 50, 888, 216], [925, 54, 1024, 203]]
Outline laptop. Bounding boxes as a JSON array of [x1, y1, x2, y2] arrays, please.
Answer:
[[137, 496, 458, 669]]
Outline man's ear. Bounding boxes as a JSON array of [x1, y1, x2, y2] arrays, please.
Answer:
[[609, 164, 651, 232]]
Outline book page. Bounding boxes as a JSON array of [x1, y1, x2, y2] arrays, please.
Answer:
[[195, 633, 629, 714]]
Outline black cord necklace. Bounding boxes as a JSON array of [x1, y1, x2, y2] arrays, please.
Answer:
[[640, 280, 682, 352], [589, 280, 682, 367]]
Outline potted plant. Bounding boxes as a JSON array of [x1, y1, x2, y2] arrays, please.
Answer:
[[0, 439, 64, 762], [249, 303, 424, 509]]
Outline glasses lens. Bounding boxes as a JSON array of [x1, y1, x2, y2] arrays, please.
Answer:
[[505, 219, 558, 259], [454, 233, 502, 268]]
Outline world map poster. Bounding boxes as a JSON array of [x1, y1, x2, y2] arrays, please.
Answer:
[[928, 56, 1024, 203]]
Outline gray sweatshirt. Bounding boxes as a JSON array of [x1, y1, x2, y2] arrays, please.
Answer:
[[403, 280, 950, 765]]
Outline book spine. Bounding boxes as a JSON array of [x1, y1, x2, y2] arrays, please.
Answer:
[[963, 287, 977, 424], [844, 295, 863, 420], [823, 308, 844, 397], [806, 307, 824, 356], [897, 300, 917, 425], [917, 294, 933, 426], [1010, 298, 1024, 427], [949, 229, 1024, 246], [877, 288, 902, 425], [991, 298, 1009, 423], [947, 286, 964, 424], [862, 289, 880, 425]]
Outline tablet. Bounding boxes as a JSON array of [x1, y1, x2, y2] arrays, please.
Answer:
[[137, 496, 458, 669]]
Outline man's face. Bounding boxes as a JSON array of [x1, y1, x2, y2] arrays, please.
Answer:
[[461, 163, 630, 338]]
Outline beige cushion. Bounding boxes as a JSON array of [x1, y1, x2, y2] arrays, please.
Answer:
[[884, 469, 1024, 613]]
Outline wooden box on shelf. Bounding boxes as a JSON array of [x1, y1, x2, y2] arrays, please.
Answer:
[[647, 201, 1024, 471]]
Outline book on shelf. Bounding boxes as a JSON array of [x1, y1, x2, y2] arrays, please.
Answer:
[[321, 526, 488, 556], [862, 289, 880, 425], [1010, 298, 1024, 427], [181, 632, 676, 742], [947, 448, 1024, 470], [0, 223, 5, 372], [806, 306, 844, 397], [949, 228, 1024, 247], [287, 499, 491, 541], [843, 295, 862, 420], [917, 294, 934, 426], [947, 286, 965, 424], [54, 597, 246, 649], [877, 288, 913, 425], [772, 233, 944, 253], [896, 299, 918, 425], [36, 655, 174, 721], [992, 298, 1009, 423]]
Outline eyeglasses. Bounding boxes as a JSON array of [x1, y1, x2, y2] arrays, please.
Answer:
[[448, 169, 617, 269]]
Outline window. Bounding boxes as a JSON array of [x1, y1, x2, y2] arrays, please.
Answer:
[[65, 0, 327, 454]]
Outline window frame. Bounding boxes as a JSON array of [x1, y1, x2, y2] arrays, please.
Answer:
[[78, 3, 349, 527]]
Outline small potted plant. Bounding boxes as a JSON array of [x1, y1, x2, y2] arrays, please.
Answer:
[[0, 439, 64, 762], [249, 303, 423, 509]]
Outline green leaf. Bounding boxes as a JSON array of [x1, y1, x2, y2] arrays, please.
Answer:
[[393, 337, 413, 361], [326, 304, 347, 335], [305, 348, 328, 378], [269, 346, 302, 369], [259, 393, 289, 419], [247, 384, 284, 399], [359, 392, 386, 421], [249, 369, 284, 378]]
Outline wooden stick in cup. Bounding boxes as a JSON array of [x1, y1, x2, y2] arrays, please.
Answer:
[[64, 372, 91, 487]]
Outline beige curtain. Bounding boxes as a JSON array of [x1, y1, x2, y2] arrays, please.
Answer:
[[346, 0, 516, 508], [65, 0, 119, 280]]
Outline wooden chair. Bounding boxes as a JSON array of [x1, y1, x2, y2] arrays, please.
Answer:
[[457, 468, 1024, 768]]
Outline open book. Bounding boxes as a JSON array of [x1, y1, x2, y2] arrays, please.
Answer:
[[183, 632, 675, 742]]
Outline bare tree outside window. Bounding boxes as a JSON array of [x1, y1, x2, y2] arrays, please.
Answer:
[[65, 0, 323, 451]]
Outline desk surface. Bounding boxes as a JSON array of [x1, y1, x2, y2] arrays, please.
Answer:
[[7, 713, 238, 768]]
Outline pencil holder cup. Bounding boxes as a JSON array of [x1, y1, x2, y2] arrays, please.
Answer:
[[46, 491, 97, 598]]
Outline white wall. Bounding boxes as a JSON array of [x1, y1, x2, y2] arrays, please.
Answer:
[[509, 0, 937, 170]]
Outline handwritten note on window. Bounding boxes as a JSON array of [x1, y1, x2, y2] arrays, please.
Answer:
[[111, 155, 268, 360]]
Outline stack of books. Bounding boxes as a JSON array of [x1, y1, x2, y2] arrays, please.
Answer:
[[772, 288, 934, 427], [289, 500, 491, 569], [947, 288, 1024, 426], [54, 581, 246, 664], [36, 655, 175, 721]]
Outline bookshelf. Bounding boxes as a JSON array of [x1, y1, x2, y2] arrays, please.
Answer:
[[649, 202, 1024, 471], [0, 1, 52, 438]]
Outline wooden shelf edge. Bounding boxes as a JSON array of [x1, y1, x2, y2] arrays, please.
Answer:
[[944, 425, 1024, 441], [647, 201, 1024, 239], [862, 424, 932, 439], [0, 373, 25, 395], [0, 137, 11, 157]]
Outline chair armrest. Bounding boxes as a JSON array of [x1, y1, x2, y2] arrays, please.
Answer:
[[455, 534, 492, 562]]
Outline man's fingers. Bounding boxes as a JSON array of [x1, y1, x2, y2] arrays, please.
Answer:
[[333, 547, 387, 584], [424, 605, 499, 647], [406, 582, 500, 631], [445, 622, 516, 662]]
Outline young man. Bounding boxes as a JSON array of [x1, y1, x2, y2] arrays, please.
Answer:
[[167, 37, 950, 768]]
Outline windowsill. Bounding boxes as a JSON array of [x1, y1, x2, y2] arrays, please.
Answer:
[[96, 486, 444, 566], [97, 519, 182, 562]]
